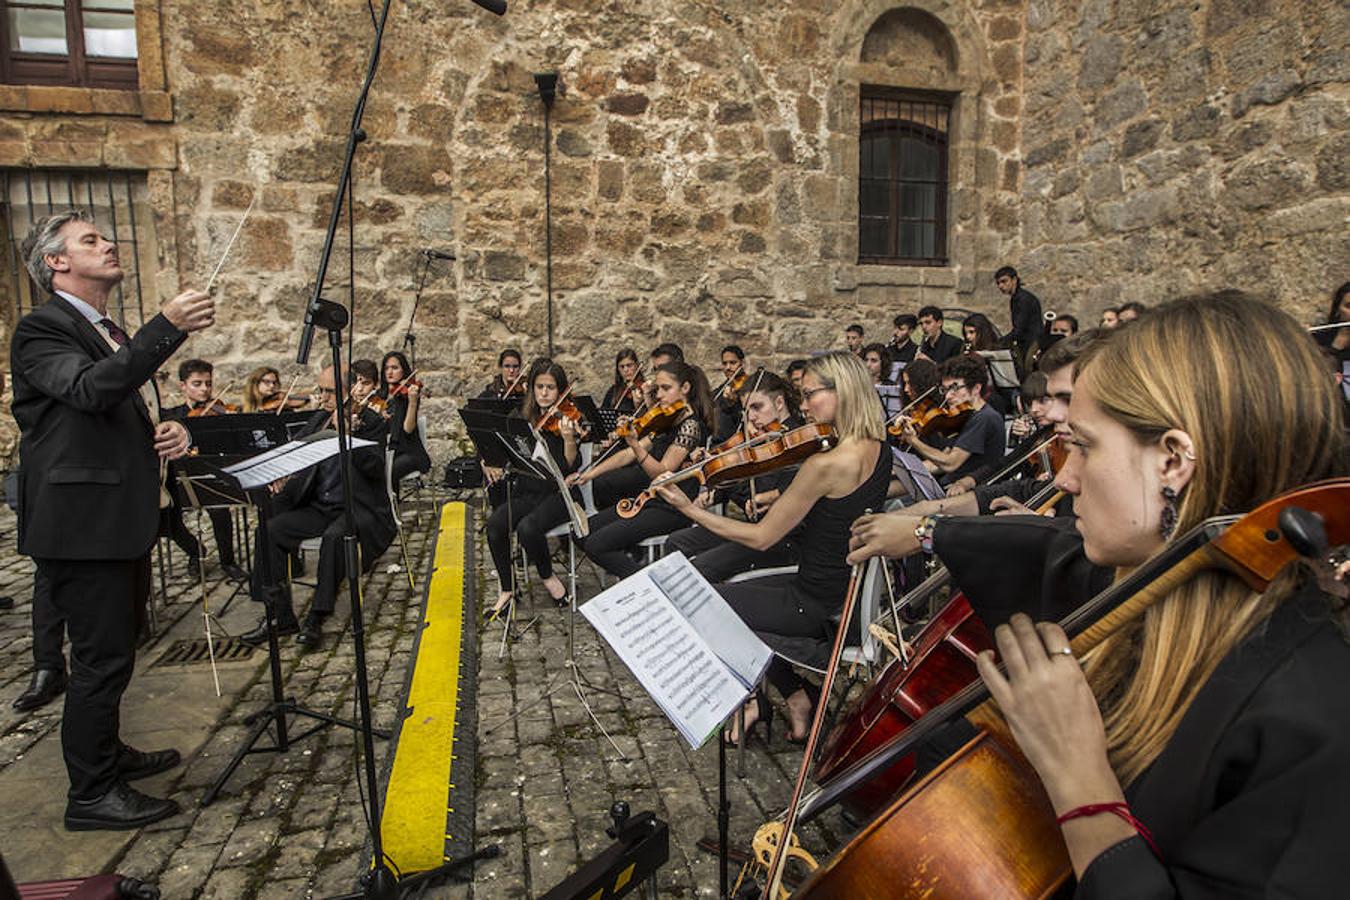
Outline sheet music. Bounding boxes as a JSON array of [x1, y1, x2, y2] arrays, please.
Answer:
[[582, 560, 765, 748], [529, 426, 589, 537], [222, 432, 375, 489], [646, 552, 771, 689]]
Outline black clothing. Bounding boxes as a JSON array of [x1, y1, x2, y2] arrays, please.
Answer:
[[485, 428, 578, 588], [889, 340, 918, 366], [972, 475, 1054, 515], [944, 403, 1006, 483], [159, 404, 238, 565], [919, 331, 963, 364], [29, 570, 63, 672], [250, 408, 395, 617], [1007, 285, 1043, 351], [932, 514, 1111, 628], [11, 297, 185, 560], [601, 383, 639, 415], [10, 295, 184, 802], [1078, 583, 1350, 899], [384, 393, 431, 480], [665, 524, 795, 582]]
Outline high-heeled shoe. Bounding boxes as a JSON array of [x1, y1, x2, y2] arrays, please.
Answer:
[[723, 693, 773, 748], [483, 595, 512, 624], [784, 684, 820, 745]]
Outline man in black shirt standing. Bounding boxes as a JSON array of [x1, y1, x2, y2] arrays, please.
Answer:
[[888, 313, 919, 369], [916, 305, 963, 364], [995, 265, 1043, 377]]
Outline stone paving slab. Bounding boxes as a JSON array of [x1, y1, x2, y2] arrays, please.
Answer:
[[0, 497, 852, 897]]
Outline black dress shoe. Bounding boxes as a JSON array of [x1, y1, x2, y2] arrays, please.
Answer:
[[295, 616, 324, 650], [239, 614, 299, 646], [220, 562, 248, 583], [12, 668, 66, 712], [65, 780, 180, 832], [117, 746, 182, 782]]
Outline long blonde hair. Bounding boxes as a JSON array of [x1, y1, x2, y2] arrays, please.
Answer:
[[1075, 291, 1345, 784], [803, 351, 886, 442], [242, 366, 281, 412]]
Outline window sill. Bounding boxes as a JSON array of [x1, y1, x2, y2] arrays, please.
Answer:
[[853, 264, 957, 288], [0, 84, 171, 122]]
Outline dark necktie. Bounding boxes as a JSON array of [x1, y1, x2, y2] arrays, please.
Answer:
[[98, 317, 130, 347]]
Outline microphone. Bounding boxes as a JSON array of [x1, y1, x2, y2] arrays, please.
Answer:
[[472, 0, 507, 15], [423, 249, 456, 260]]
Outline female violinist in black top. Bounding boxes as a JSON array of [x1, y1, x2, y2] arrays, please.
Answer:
[[576, 360, 714, 578], [957, 292, 1348, 897], [601, 347, 643, 415], [484, 359, 583, 617], [378, 351, 431, 482], [657, 351, 890, 745]]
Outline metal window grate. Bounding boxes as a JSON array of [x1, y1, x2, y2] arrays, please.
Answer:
[[859, 88, 951, 266], [1, 168, 149, 328]]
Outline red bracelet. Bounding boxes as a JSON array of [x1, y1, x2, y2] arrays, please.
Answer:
[[1056, 802, 1162, 860]]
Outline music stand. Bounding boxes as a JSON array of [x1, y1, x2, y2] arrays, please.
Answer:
[[193, 451, 381, 806], [460, 409, 553, 653], [569, 394, 603, 441]]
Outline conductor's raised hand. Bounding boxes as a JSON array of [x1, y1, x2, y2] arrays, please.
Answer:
[[162, 289, 215, 333]]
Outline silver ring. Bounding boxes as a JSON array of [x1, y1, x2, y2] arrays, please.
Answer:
[[1052, 647, 1075, 658]]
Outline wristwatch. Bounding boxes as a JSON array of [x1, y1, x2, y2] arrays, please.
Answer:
[[914, 515, 942, 554]]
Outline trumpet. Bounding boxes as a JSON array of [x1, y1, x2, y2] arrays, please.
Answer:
[[1043, 309, 1057, 323]]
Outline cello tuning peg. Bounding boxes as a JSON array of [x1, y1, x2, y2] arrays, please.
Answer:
[[1278, 507, 1329, 560]]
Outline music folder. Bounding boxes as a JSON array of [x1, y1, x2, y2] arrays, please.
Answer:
[[219, 429, 376, 490]]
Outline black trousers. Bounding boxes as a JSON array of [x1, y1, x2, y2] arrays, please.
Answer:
[[161, 505, 236, 565], [30, 569, 65, 671], [664, 525, 795, 582], [251, 504, 345, 618], [390, 451, 429, 483], [35, 554, 150, 800], [582, 502, 689, 579], [716, 577, 826, 703], [486, 489, 570, 589], [589, 465, 648, 513]]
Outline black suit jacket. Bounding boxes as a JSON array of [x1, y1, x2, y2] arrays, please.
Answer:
[[10, 296, 186, 560], [274, 408, 397, 570], [920, 330, 963, 364]]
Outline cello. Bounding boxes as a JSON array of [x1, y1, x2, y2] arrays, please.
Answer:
[[793, 479, 1350, 898]]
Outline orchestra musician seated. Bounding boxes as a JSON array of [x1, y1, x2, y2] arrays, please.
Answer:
[[161, 358, 244, 581], [379, 351, 432, 483], [243, 365, 308, 412], [898, 354, 1005, 485], [239, 364, 395, 651]]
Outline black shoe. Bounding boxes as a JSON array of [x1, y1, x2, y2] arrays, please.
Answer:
[[117, 746, 182, 782], [295, 615, 324, 649], [64, 780, 180, 832], [0, 595, 13, 610], [12, 668, 66, 712], [238, 613, 299, 646], [220, 563, 247, 583], [723, 693, 773, 748]]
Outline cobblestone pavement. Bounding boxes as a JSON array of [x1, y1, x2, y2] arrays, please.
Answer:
[[1, 498, 846, 898]]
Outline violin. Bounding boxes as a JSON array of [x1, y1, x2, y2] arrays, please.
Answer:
[[793, 479, 1350, 898], [617, 423, 835, 518], [186, 397, 239, 417], [499, 370, 527, 399], [388, 371, 425, 399], [709, 419, 783, 454], [1030, 433, 1068, 478], [887, 400, 974, 440], [258, 395, 308, 412], [537, 385, 587, 437], [614, 369, 646, 409], [613, 400, 688, 440], [713, 363, 746, 400]]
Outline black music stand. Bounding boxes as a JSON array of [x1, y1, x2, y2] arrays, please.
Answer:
[[194, 454, 380, 806], [460, 409, 552, 651]]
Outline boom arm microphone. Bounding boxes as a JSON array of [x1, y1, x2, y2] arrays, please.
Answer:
[[472, 0, 507, 15]]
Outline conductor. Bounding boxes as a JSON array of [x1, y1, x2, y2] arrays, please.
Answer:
[[10, 210, 215, 830]]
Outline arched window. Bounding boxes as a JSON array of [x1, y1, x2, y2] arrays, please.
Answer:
[[859, 87, 951, 266]]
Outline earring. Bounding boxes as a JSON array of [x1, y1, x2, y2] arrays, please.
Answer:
[[1159, 485, 1179, 540]]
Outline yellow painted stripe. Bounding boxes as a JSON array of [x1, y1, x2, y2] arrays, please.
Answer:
[[381, 502, 468, 873]]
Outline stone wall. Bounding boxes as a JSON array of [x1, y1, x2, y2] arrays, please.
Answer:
[[1019, 0, 1349, 322]]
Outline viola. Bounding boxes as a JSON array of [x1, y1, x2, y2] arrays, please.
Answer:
[[793, 478, 1350, 898], [388, 375, 425, 399], [616, 423, 835, 518], [186, 397, 239, 417], [1031, 433, 1068, 479]]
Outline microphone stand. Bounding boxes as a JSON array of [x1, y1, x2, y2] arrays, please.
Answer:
[[402, 251, 432, 370]]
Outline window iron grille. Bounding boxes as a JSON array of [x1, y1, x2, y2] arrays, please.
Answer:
[[859, 89, 951, 267]]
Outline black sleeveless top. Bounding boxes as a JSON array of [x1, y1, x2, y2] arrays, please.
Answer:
[[790, 440, 890, 618]]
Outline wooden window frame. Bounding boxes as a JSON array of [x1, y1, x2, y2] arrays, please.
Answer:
[[858, 85, 952, 268], [1, 1, 138, 90]]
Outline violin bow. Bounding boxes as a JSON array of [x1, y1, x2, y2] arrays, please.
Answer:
[[540, 383, 576, 425], [274, 372, 302, 414], [205, 195, 256, 293], [763, 556, 870, 897], [499, 367, 527, 399], [886, 383, 938, 431], [742, 368, 767, 521]]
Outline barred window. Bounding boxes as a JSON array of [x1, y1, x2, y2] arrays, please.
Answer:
[[858, 87, 951, 267], [2, 169, 153, 328], [2, 1, 138, 89]]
